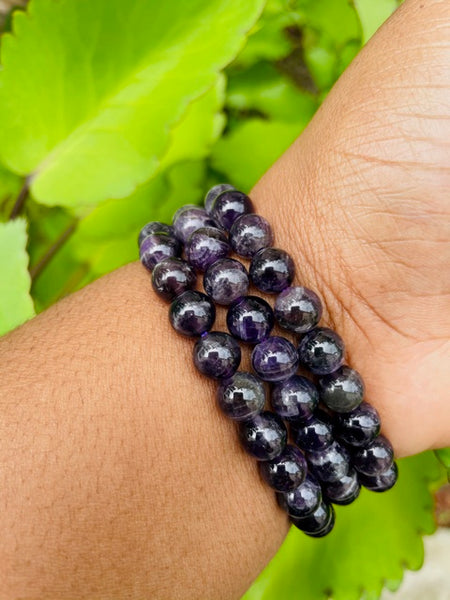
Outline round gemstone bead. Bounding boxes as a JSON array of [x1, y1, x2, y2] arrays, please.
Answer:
[[352, 435, 394, 476], [298, 327, 345, 375], [250, 247, 295, 293], [138, 221, 174, 246], [226, 296, 274, 344], [211, 190, 253, 230], [318, 365, 364, 413], [307, 441, 351, 483], [271, 375, 319, 422], [334, 402, 381, 447], [203, 258, 249, 306], [251, 336, 299, 382], [186, 226, 230, 271], [151, 257, 196, 301], [193, 331, 241, 380], [169, 290, 215, 337], [172, 205, 217, 243], [204, 183, 236, 214], [217, 371, 265, 421], [323, 468, 361, 505], [293, 412, 334, 452], [358, 462, 398, 492], [238, 411, 287, 461], [258, 445, 307, 492], [139, 233, 181, 271], [291, 501, 335, 538], [277, 473, 322, 518], [229, 213, 273, 258], [274, 286, 322, 334]]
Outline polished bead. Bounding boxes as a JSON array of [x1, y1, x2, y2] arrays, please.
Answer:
[[291, 501, 335, 537], [334, 402, 381, 447], [229, 213, 273, 258], [293, 412, 334, 452], [277, 473, 322, 518], [138, 221, 174, 246], [203, 258, 249, 306], [251, 336, 299, 382], [217, 371, 265, 421], [151, 257, 196, 301], [172, 205, 217, 243], [307, 441, 350, 483], [259, 445, 307, 492], [139, 233, 181, 271], [193, 332, 241, 379], [211, 190, 253, 230], [323, 468, 361, 505], [352, 435, 394, 476], [274, 286, 322, 333], [226, 296, 274, 343], [186, 226, 230, 271], [271, 375, 319, 422], [319, 365, 364, 413], [359, 462, 398, 492], [250, 247, 295, 293], [298, 327, 345, 375], [169, 290, 215, 337], [238, 411, 287, 460], [204, 183, 236, 214]]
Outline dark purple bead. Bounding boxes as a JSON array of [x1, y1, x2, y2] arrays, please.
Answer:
[[229, 213, 273, 258], [226, 296, 274, 344], [352, 435, 394, 476], [217, 371, 265, 421], [293, 413, 334, 452], [274, 286, 322, 333], [251, 336, 299, 382], [169, 290, 215, 337], [249, 247, 295, 293], [204, 183, 235, 214], [139, 233, 181, 271], [323, 468, 361, 505], [359, 462, 398, 492], [298, 327, 345, 375], [318, 365, 364, 413], [238, 411, 287, 460], [186, 226, 230, 272], [151, 257, 196, 301], [334, 402, 381, 447], [277, 473, 322, 518], [193, 332, 241, 380], [172, 205, 217, 243], [271, 375, 319, 422], [258, 445, 307, 492], [291, 501, 335, 537], [211, 190, 253, 230], [138, 221, 174, 246], [203, 258, 249, 306], [307, 441, 351, 483]]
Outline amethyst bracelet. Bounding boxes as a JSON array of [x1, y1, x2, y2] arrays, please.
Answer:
[[138, 184, 398, 538]]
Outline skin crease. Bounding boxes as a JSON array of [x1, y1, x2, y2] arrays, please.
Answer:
[[0, 0, 449, 598]]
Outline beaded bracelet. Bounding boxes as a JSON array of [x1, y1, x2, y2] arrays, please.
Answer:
[[138, 185, 398, 538]]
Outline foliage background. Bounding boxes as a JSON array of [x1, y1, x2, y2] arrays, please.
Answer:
[[0, 1, 447, 599]]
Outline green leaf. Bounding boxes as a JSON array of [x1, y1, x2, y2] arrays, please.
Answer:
[[0, 162, 22, 205], [353, 0, 398, 44], [0, 0, 264, 208], [243, 452, 442, 600], [0, 218, 34, 334], [434, 448, 450, 481]]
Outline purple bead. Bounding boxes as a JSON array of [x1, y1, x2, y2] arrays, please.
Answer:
[[258, 445, 307, 492], [352, 435, 394, 476], [139, 233, 181, 271], [277, 473, 322, 518], [229, 213, 273, 258], [211, 190, 253, 230], [226, 296, 274, 344], [293, 412, 334, 452], [217, 371, 265, 421], [318, 365, 364, 413], [274, 286, 322, 333], [204, 183, 235, 214], [193, 332, 241, 379], [151, 257, 196, 301], [271, 375, 319, 422], [334, 402, 381, 447], [172, 205, 217, 243], [323, 468, 361, 505], [251, 336, 299, 382], [291, 501, 335, 537], [307, 441, 351, 483], [359, 462, 398, 492], [203, 258, 249, 306], [186, 226, 230, 272], [250, 247, 295, 293], [298, 327, 345, 375], [169, 290, 215, 337], [138, 221, 175, 246], [238, 411, 287, 460]]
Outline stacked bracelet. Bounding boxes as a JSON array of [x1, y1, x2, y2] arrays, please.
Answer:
[[138, 184, 398, 538]]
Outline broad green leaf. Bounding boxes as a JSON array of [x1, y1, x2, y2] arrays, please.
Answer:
[[0, 0, 264, 208], [243, 452, 442, 600], [353, 0, 398, 43], [0, 162, 22, 205], [434, 448, 450, 481], [298, 0, 360, 48], [0, 218, 34, 334]]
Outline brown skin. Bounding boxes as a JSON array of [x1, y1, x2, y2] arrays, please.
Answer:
[[1, 0, 449, 598]]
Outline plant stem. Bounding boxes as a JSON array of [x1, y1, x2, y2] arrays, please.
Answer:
[[9, 181, 29, 219], [29, 222, 77, 282]]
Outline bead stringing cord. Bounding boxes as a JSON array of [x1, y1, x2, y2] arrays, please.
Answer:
[[138, 184, 398, 538]]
